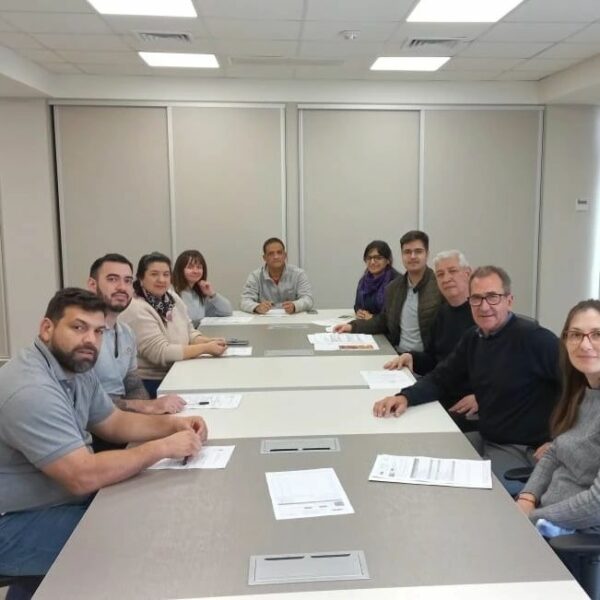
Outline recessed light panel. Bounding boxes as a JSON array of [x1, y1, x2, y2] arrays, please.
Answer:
[[139, 52, 219, 68], [370, 56, 450, 71], [87, 0, 197, 17], [407, 0, 524, 23]]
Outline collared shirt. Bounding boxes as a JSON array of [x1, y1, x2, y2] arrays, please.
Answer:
[[94, 321, 137, 397], [240, 263, 314, 313], [0, 339, 114, 513], [398, 278, 424, 352]]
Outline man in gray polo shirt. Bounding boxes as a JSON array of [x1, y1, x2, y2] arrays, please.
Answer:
[[240, 237, 314, 314], [87, 253, 184, 415], [0, 288, 207, 599]]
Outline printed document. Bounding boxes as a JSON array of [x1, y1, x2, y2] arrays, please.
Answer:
[[223, 346, 253, 357], [200, 316, 253, 325], [265, 468, 354, 520], [360, 368, 416, 389], [369, 454, 492, 489], [148, 446, 235, 470], [307, 333, 379, 351], [258, 308, 289, 316], [179, 393, 242, 409]]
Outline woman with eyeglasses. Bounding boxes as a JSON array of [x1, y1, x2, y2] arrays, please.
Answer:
[[517, 299, 600, 534], [354, 240, 399, 320], [120, 252, 227, 398], [172, 250, 233, 327]]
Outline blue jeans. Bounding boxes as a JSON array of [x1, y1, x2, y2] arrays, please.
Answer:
[[142, 378, 161, 399], [0, 500, 90, 576]]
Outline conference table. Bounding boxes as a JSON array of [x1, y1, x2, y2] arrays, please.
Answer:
[[200, 308, 355, 326]]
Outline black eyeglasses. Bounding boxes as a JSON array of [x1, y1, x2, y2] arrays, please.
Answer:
[[365, 255, 385, 262], [468, 293, 509, 307]]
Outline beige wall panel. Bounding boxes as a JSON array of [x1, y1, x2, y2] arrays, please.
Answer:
[[301, 109, 420, 308], [0, 226, 7, 358], [172, 107, 284, 308], [56, 106, 171, 287], [423, 110, 541, 317]]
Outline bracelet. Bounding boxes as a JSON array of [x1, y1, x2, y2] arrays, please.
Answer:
[[517, 495, 536, 505]]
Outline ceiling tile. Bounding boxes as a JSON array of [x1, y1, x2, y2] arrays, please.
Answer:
[[197, 0, 304, 20], [390, 22, 492, 42], [0, 0, 93, 11], [514, 58, 577, 71], [537, 43, 600, 59], [382, 40, 463, 57], [305, 0, 414, 22], [298, 40, 383, 59], [205, 18, 302, 40], [55, 49, 140, 64], [16, 47, 65, 62], [41, 62, 84, 74], [302, 20, 397, 42], [1, 11, 111, 33], [432, 70, 502, 81], [566, 23, 600, 44], [0, 31, 43, 48], [33, 32, 130, 50], [481, 22, 586, 43], [77, 62, 155, 75], [225, 64, 297, 78], [442, 57, 522, 71], [459, 42, 551, 58], [215, 39, 298, 57], [505, 0, 600, 23], [0, 16, 15, 31], [99, 15, 209, 35], [496, 70, 549, 80]]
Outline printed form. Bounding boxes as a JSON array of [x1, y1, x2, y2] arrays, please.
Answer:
[[360, 368, 416, 389], [149, 446, 235, 471], [178, 393, 242, 409], [307, 333, 379, 351]]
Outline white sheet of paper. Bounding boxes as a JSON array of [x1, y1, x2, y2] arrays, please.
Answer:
[[200, 316, 253, 325], [257, 308, 289, 316], [369, 454, 492, 489], [265, 468, 354, 520], [179, 393, 242, 409], [307, 333, 379, 351], [223, 346, 253, 357], [148, 446, 235, 470], [312, 319, 351, 327], [360, 368, 416, 389]]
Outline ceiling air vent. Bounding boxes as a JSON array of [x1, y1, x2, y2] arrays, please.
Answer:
[[405, 37, 465, 50], [228, 56, 343, 67], [135, 31, 192, 43]]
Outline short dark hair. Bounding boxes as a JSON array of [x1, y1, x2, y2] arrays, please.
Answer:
[[363, 240, 393, 264], [262, 237, 285, 255], [89, 253, 133, 279], [135, 252, 172, 280], [172, 250, 208, 298], [469, 265, 512, 294], [400, 230, 429, 251], [45, 288, 107, 323]]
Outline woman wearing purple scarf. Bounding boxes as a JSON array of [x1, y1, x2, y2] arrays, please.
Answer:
[[354, 240, 399, 320]]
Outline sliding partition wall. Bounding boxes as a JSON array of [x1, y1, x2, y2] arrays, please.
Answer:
[[54, 103, 542, 315], [0, 216, 8, 358]]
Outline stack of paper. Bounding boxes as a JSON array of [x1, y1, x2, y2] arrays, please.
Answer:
[[307, 333, 379, 351], [200, 316, 253, 325], [223, 346, 253, 357], [179, 393, 242, 409], [369, 454, 492, 489], [265, 468, 354, 520], [148, 445, 235, 470], [360, 368, 416, 390], [257, 308, 289, 317]]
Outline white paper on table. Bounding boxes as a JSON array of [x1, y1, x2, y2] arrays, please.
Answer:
[[307, 333, 379, 351], [257, 308, 289, 317], [200, 316, 253, 325], [360, 368, 416, 389], [148, 446, 235, 470], [179, 393, 242, 409], [312, 319, 351, 328], [369, 454, 492, 489], [265, 468, 354, 520], [223, 346, 253, 357]]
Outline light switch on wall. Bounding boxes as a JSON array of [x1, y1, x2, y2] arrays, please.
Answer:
[[576, 198, 590, 212]]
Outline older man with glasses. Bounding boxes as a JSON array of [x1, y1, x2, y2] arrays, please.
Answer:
[[373, 265, 560, 495]]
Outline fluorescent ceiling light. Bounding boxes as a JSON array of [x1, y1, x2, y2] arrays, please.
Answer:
[[370, 56, 449, 71], [87, 0, 197, 17], [407, 0, 524, 23], [139, 52, 219, 68]]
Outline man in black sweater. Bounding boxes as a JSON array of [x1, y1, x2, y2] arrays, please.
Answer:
[[373, 265, 560, 494]]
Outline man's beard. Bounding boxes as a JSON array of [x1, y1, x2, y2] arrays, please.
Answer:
[[51, 344, 98, 373], [102, 293, 130, 313]]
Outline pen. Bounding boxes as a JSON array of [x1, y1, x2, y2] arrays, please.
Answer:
[[195, 401, 210, 405], [181, 422, 201, 466]]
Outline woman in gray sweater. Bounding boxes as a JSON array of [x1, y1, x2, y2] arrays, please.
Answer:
[[517, 299, 600, 533], [173, 250, 233, 327]]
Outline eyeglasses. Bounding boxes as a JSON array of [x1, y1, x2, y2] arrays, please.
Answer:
[[365, 255, 385, 262], [563, 330, 600, 347], [468, 293, 508, 307]]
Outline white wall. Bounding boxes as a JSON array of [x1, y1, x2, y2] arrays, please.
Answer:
[[538, 105, 600, 333], [0, 99, 59, 354]]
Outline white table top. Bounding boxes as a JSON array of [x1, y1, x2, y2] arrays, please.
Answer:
[[179, 580, 587, 600], [159, 355, 396, 394], [181, 390, 458, 438], [201, 308, 355, 326]]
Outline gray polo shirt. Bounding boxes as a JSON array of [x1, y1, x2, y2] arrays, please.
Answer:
[[0, 339, 114, 513], [94, 321, 137, 397], [398, 279, 424, 353]]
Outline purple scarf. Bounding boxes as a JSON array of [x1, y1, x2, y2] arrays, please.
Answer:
[[356, 267, 397, 314]]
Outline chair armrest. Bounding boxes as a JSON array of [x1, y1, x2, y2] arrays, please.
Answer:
[[504, 466, 534, 482], [549, 534, 600, 554]]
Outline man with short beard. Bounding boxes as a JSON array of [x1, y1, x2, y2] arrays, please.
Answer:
[[88, 254, 184, 415], [0, 288, 207, 600]]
